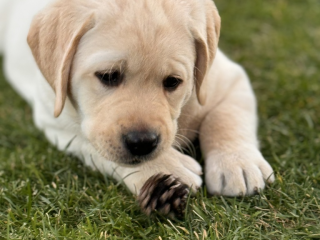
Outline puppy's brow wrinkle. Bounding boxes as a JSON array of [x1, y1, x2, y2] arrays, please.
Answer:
[[168, 57, 191, 80], [85, 52, 126, 71]]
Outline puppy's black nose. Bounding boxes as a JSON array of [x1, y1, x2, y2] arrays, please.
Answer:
[[124, 131, 159, 156]]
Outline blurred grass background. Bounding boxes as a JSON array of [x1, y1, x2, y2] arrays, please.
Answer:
[[0, 0, 319, 239]]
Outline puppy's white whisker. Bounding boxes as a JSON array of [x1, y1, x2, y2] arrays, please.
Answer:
[[173, 140, 183, 153], [174, 137, 190, 156], [175, 134, 196, 158]]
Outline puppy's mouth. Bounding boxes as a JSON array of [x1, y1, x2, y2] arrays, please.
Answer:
[[121, 157, 149, 166], [119, 150, 161, 166], [130, 158, 143, 165]]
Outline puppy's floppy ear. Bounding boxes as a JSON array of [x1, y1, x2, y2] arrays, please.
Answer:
[[193, 0, 221, 105], [27, 2, 95, 117]]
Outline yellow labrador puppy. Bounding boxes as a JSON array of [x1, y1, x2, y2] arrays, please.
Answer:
[[1, 0, 274, 215]]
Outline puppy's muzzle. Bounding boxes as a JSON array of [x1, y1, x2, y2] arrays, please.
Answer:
[[124, 131, 159, 157]]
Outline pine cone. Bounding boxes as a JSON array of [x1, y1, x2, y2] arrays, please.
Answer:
[[138, 174, 190, 218]]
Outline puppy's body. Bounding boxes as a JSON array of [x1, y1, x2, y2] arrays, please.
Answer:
[[1, 0, 274, 197]]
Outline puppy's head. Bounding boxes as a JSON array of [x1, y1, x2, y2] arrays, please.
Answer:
[[27, 0, 220, 165]]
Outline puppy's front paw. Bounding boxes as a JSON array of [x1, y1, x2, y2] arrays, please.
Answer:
[[205, 149, 274, 196], [138, 174, 189, 218]]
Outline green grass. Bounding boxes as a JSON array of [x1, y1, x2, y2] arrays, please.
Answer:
[[1, 0, 320, 239]]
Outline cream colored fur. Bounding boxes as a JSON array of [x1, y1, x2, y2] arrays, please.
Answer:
[[1, 0, 274, 196]]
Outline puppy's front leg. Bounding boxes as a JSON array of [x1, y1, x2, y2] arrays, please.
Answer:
[[106, 148, 202, 195], [128, 148, 202, 216], [200, 64, 274, 196], [82, 144, 202, 216]]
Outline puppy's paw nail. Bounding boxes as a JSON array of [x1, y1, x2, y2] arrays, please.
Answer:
[[138, 173, 189, 218]]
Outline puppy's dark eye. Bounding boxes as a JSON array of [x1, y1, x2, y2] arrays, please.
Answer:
[[95, 71, 123, 87], [163, 77, 182, 92]]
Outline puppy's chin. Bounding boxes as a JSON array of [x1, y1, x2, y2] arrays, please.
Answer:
[[116, 147, 164, 166], [119, 157, 152, 166]]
